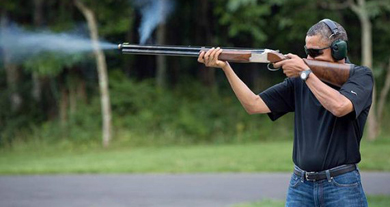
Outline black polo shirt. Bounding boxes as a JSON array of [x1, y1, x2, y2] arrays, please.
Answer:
[[259, 65, 373, 172]]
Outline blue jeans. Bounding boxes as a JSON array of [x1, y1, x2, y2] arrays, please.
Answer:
[[286, 169, 368, 207]]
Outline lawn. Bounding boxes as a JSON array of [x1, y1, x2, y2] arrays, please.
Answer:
[[0, 139, 389, 174], [234, 196, 390, 207]]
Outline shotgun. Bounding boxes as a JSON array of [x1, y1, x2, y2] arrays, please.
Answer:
[[118, 43, 352, 87]]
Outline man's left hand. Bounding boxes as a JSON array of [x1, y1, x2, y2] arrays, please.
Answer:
[[273, 54, 308, 78]]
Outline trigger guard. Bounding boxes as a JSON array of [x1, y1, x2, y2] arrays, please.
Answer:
[[267, 63, 280, 72]]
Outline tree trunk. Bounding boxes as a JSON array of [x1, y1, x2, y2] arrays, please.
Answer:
[[74, 0, 112, 148], [76, 71, 87, 103], [377, 58, 390, 125], [59, 86, 69, 127], [361, 13, 377, 140], [1, 16, 22, 112], [69, 80, 77, 115], [198, 0, 215, 87], [156, 23, 167, 88], [123, 13, 134, 78], [5, 63, 22, 112], [350, 0, 377, 140], [32, 0, 44, 102]]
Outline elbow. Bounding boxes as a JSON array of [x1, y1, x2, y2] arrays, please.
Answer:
[[328, 94, 354, 117], [330, 102, 351, 117], [243, 104, 258, 115], [245, 108, 258, 115], [244, 95, 266, 115], [330, 109, 344, 117]]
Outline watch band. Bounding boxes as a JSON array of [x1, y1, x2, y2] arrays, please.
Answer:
[[300, 69, 312, 81]]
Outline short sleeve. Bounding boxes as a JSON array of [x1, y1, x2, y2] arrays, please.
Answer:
[[259, 78, 295, 121], [339, 66, 373, 119]]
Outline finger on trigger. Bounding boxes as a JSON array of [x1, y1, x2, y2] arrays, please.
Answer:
[[273, 61, 282, 68], [286, 53, 297, 59], [274, 58, 289, 67]]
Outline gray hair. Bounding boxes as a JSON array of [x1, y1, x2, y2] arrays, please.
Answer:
[[307, 20, 348, 45]]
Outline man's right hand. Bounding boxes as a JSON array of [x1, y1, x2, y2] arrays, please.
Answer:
[[197, 47, 228, 69]]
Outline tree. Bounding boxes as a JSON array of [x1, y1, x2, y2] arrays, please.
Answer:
[[197, 0, 216, 87], [156, 23, 167, 88], [348, 0, 377, 140], [322, 0, 390, 140], [32, 0, 44, 102], [1, 16, 23, 112], [74, 0, 112, 148]]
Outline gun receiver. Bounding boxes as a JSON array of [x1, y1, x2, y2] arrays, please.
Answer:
[[119, 43, 352, 87]]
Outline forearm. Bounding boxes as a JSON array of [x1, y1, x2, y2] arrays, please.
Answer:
[[222, 63, 270, 114], [305, 73, 353, 117]]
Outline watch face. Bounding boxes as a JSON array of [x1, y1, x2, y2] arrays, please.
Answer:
[[300, 72, 307, 80]]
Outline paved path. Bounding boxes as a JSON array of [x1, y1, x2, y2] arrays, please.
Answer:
[[1, 172, 389, 207]]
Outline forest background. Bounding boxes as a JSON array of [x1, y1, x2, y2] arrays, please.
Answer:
[[1, 0, 390, 152]]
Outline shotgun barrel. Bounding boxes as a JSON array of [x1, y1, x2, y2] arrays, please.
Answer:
[[118, 43, 267, 62], [119, 43, 203, 57]]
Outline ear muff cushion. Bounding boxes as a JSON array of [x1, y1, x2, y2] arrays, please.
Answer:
[[331, 40, 347, 61]]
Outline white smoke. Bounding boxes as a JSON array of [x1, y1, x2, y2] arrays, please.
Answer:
[[133, 0, 175, 44], [0, 23, 117, 63]]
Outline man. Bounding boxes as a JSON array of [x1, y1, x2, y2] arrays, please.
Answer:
[[198, 19, 372, 206]]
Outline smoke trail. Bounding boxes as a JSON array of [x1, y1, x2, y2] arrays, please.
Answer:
[[0, 23, 117, 63], [133, 0, 175, 44]]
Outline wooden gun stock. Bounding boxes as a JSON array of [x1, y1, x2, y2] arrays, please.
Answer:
[[214, 50, 352, 87], [265, 51, 352, 87], [302, 59, 352, 87]]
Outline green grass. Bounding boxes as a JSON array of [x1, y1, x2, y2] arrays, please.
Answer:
[[233, 196, 390, 207], [0, 141, 293, 174], [234, 199, 285, 207], [359, 138, 390, 171], [368, 196, 390, 207], [0, 139, 389, 174]]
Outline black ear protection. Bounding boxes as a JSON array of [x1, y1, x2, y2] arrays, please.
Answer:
[[320, 19, 348, 61]]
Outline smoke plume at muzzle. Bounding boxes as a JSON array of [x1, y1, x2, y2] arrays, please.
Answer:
[[0, 23, 117, 64]]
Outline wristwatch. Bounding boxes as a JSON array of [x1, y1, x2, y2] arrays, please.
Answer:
[[300, 69, 312, 81]]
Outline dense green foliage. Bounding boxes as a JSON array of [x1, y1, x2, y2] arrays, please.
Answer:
[[7, 71, 293, 147], [1, 0, 390, 147]]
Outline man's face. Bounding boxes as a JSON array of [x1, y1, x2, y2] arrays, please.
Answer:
[[305, 35, 334, 62]]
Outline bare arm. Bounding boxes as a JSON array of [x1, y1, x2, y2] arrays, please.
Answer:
[[305, 73, 353, 117], [198, 48, 270, 114], [221, 63, 270, 114], [273, 54, 353, 117]]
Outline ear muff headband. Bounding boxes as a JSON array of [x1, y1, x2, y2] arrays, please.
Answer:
[[320, 19, 348, 61], [320, 19, 339, 38]]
